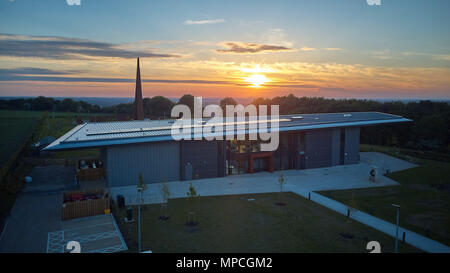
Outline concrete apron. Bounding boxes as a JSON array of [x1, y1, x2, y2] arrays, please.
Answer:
[[109, 160, 400, 206]]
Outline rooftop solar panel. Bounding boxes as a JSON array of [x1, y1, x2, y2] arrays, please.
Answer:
[[44, 112, 411, 150]]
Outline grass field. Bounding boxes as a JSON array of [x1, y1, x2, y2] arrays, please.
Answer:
[[0, 111, 42, 167], [0, 117, 39, 167], [0, 110, 102, 163], [113, 192, 419, 253], [321, 147, 450, 246]]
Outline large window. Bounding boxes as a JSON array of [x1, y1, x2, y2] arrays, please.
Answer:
[[226, 139, 265, 174], [274, 133, 290, 171]]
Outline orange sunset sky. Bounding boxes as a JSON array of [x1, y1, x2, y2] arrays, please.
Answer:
[[0, 0, 449, 99]]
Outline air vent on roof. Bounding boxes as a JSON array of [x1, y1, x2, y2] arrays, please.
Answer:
[[314, 117, 319, 120], [291, 116, 303, 119], [343, 114, 352, 117]]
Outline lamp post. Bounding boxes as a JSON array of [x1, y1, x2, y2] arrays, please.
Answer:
[[136, 173, 147, 253], [137, 186, 144, 253], [392, 204, 400, 253]]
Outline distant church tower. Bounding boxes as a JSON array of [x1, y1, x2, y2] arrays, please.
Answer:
[[134, 57, 144, 120]]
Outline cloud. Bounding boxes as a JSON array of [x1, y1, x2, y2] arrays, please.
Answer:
[[402, 51, 450, 61], [0, 68, 232, 85], [0, 67, 81, 81], [300, 46, 316, 51], [262, 83, 317, 89], [183, 19, 225, 25], [215, 42, 293, 54], [324, 48, 343, 51], [0, 33, 180, 60], [371, 50, 393, 60], [434, 55, 450, 61], [0, 67, 80, 76], [262, 28, 294, 48]]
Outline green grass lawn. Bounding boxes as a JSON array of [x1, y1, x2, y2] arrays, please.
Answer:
[[0, 110, 101, 161], [0, 117, 39, 167], [0, 111, 44, 167], [112, 192, 419, 253], [321, 150, 450, 246], [0, 110, 44, 118]]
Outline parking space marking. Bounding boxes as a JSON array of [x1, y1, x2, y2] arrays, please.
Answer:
[[46, 214, 127, 253]]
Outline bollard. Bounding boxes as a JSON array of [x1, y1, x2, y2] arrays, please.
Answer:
[[347, 208, 350, 218], [126, 206, 133, 221], [402, 232, 405, 243], [117, 195, 125, 209], [308, 192, 311, 200]]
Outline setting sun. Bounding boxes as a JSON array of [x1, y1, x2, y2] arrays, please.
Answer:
[[244, 74, 269, 87]]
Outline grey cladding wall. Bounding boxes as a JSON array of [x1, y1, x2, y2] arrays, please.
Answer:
[[106, 142, 180, 187], [304, 130, 333, 169]]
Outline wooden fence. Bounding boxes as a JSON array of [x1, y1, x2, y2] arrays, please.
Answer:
[[62, 189, 110, 220], [76, 167, 105, 181]]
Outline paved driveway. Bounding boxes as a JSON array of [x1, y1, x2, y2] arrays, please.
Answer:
[[0, 193, 62, 252], [110, 152, 415, 205], [0, 165, 75, 253], [0, 165, 126, 253]]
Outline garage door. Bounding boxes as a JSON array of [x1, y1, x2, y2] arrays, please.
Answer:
[[180, 140, 219, 180], [344, 127, 360, 164]]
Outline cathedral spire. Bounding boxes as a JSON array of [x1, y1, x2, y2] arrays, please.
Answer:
[[134, 57, 144, 120]]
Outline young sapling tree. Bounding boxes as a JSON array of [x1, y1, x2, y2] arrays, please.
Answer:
[[186, 182, 200, 226], [159, 180, 170, 220], [276, 172, 287, 206]]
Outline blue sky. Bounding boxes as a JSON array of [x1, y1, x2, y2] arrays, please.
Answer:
[[0, 0, 449, 98]]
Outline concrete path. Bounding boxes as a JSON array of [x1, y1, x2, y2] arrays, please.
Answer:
[[110, 152, 401, 205], [288, 187, 450, 253], [360, 152, 417, 172]]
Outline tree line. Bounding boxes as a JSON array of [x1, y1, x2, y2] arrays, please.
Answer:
[[248, 95, 450, 153], [1, 94, 449, 152]]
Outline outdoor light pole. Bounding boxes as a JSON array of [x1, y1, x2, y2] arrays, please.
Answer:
[[137, 187, 143, 253], [392, 204, 400, 253]]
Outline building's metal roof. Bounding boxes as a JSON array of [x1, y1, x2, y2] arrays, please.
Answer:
[[44, 112, 411, 151]]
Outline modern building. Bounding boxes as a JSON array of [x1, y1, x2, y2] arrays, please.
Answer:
[[44, 58, 411, 187], [44, 112, 411, 187]]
